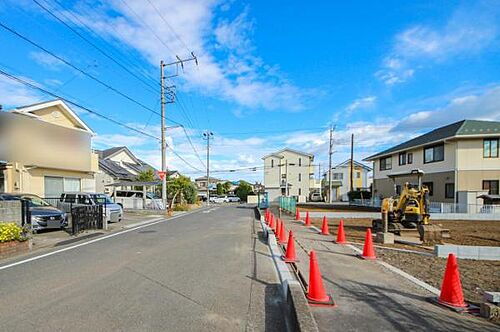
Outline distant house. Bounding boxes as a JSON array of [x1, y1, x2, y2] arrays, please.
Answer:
[[0, 99, 98, 197], [95, 146, 167, 194], [262, 148, 315, 202], [323, 159, 372, 201], [195, 176, 223, 192], [364, 120, 500, 206]]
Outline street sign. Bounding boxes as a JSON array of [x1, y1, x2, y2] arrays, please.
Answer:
[[158, 171, 166, 180]]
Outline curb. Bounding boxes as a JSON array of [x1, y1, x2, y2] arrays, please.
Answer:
[[256, 208, 319, 332]]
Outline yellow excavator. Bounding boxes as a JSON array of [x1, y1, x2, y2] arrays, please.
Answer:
[[372, 170, 450, 244]]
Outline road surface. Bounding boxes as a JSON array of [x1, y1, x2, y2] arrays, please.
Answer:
[[0, 205, 285, 331]]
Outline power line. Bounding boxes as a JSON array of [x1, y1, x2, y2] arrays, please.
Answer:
[[0, 21, 165, 119], [216, 127, 328, 135], [119, 0, 176, 56], [0, 68, 159, 140], [166, 145, 204, 172], [144, 0, 192, 54], [181, 126, 206, 168], [31, 0, 159, 94]]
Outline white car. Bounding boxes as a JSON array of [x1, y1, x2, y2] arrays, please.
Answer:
[[227, 196, 241, 202], [212, 195, 229, 203]]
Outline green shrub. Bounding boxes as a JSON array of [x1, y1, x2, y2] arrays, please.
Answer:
[[0, 222, 27, 242]]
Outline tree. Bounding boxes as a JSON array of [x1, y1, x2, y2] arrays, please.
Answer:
[[216, 183, 224, 195], [234, 180, 253, 202], [167, 176, 198, 207], [135, 169, 155, 182], [223, 181, 232, 193]]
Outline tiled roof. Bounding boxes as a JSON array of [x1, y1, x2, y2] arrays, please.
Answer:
[[365, 120, 500, 161]]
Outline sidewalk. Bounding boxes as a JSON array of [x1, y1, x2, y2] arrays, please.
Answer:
[[276, 211, 497, 331]]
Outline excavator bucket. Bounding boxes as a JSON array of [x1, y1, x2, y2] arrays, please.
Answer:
[[418, 224, 450, 244]]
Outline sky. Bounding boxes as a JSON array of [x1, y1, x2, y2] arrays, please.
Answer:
[[1, 0, 499, 182]]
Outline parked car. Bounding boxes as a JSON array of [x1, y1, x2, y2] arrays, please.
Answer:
[[227, 195, 241, 202], [0, 193, 67, 232], [310, 192, 324, 202], [60, 192, 123, 223], [212, 195, 229, 203]]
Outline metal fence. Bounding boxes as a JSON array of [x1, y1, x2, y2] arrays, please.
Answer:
[[279, 197, 296, 214], [71, 205, 104, 235], [350, 198, 500, 215]]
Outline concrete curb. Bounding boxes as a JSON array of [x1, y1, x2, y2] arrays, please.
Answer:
[[122, 217, 165, 229], [256, 209, 319, 332], [346, 244, 440, 295]]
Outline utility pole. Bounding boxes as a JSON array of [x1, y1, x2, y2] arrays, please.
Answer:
[[159, 53, 198, 210], [160, 60, 167, 210], [203, 131, 213, 205], [350, 133, 354, 193], [328, 125, 335, 203]]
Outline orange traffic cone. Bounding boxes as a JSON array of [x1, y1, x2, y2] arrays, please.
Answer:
[[361, 228, 376, 260], [295, 208, 300, 221], [307, 250, 334, 305], [320, 216, 330, 235], [275, 219, 281, 237], [335, 219, 347, 244], [283, 231, 298, 263], [269, 215, 275, 231], [438, 254, 467, 308], [279, 221, 287, 244], [305, 211, 311, 226], [264, 210, 268, 223]]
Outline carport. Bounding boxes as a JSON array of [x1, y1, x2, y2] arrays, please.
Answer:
[[106, 181, 162, 209]]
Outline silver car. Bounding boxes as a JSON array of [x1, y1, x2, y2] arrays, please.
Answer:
[[60, 192, 123, 223]]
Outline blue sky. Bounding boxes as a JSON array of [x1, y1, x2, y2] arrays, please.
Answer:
[[1, 0, 499, 182]]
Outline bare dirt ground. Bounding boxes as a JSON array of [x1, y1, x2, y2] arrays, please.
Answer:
[[307, 217, 500, 304], [310, 217, 500, 247], [377, 249, 500, 304]]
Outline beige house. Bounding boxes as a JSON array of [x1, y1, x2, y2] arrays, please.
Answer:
[[262, 148, 315, 202], [0, 100, 98, 197], [323, 159, 372, 201], [365, 120, 500, 205]]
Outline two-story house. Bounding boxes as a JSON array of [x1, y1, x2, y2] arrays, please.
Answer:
[[0, 99, 98, 197], [364, 120, 500, 205], [262, 148, 315, 202], [95, 146, 162, 194], [323, 159, 372, 201]]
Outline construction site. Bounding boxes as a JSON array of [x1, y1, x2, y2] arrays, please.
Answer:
[[259, 198, 499, 331]]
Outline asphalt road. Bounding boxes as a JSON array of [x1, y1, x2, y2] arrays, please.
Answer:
[[0, 205, 285, 331]]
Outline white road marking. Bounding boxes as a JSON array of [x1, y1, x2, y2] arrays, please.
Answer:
[[0, 207, 206, 271]]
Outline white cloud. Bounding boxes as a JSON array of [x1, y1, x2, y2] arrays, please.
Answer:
[[396, 85, 500, 131], [0, 76, 42, 107], [345, 96, 377, 112], [377, 4, 499, 85], [58, 0, 311, 111], [29, 51, 64, 70], [93, 134, 149, 148]]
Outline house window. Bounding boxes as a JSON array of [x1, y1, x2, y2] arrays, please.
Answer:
[[298, 158, 302, 166], [423, 182, 434, 196], [398, 152, 407, 165], [271, 159, 274, 168], [380, 156, 392, 170], [298, 173, 302, 182], [356, 172, 361, 178], [407, 153, 413, 164], [298, 188, 302, 196], [424, 144, 444, 163], [483, 139, 499, 158], [333, 173, 343, 180], [445, 183, 455, 199], [483, 180, 499, 195]]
